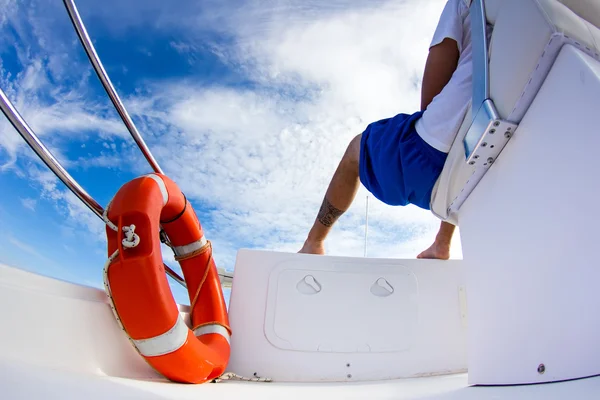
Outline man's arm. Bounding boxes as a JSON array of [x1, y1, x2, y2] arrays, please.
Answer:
[[420, 37, 460, 111]]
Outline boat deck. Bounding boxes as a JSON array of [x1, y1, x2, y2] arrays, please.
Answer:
[[3, 359, 600, 400]]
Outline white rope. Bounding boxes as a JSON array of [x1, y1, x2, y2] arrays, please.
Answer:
[[102, 204, 143, 355], [212, 372, 272, 383], [102, 205, 118, 232], [102, 202, 260, 384], [121, 225, 140, 248], [102, 205, 140, 305], [103, 203, 140, 249], [103, 248, 124, 330]]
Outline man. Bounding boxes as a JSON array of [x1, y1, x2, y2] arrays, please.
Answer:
[[299, 0, 473, 259]]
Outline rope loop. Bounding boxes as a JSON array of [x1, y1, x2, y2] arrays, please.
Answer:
[[122, 225, 140, 249], [212, 372, 272, 383]]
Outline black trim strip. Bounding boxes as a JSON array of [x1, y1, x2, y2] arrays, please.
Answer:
[[161, 194, 188, 224]]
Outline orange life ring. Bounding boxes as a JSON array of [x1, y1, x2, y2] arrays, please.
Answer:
[[103, 173, 230, 384]]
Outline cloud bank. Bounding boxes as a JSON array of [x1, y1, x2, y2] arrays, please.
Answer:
[[0, 0, 461, 286]]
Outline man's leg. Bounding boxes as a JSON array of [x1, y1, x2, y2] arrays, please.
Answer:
[[299, 134, 362, 254], [417, 220, 455, 260], [414, 36, 461, 260]]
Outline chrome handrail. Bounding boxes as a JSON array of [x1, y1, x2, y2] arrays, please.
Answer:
[[61, 0, 187, 286], [0, 0, 239, 291], [464, 0, 497, 159], [470, 0, 491, 117], [62, 0, 164, 175], [0, 90, 104, 218], [448, 0, 518, 214], [0, 88, 187, 288]]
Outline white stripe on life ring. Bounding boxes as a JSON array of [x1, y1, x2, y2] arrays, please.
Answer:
[[132, 315, 188, 357], [194, 324, 230, 345], [145, 174, 168, 206], [174, 236, 208, 257]]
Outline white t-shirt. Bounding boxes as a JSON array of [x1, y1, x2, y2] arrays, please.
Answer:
[[415, 0, 473, 153]]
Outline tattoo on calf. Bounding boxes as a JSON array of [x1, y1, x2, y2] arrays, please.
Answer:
[[317, 198, 344, 227]]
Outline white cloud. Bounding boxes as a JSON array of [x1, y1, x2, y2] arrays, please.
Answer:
[[0, 0, 129, 169], [8, 236, 51, 263], [1, 0, 462, 283], [170, 41, 193, 54], [20, 197, 36, 211], [73, 153, 123, 169], [124, 0, 459, 263], [26, 165, 106, 243], [230, 1, 441, 118], [0, 61, 128, 169], [0, 0, 16, 31]]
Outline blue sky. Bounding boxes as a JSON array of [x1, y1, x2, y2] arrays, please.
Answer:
[[0, 0, 461, 305]]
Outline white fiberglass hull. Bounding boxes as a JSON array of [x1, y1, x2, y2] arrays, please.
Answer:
[[1, 263, 599, 399]]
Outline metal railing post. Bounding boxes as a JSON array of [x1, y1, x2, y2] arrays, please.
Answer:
[[62, 0, 164, 175], [0, 88, 187, 288]]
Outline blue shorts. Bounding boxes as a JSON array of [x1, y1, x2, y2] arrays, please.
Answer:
[[359, 111, 448, 210]]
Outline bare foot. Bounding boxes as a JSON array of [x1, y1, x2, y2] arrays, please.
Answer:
[[298, 240, 325, 255], [417, 242, 450, 260]]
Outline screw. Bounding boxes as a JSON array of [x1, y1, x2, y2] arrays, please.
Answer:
[[489, 129, 496, 134], [346, 363, 351, 367], [487, 157, 494, 164], [481, 142, 488, 147], [494, 121, 500, 127], [347, 374, 352, 379], [474, 155, 480, 159], [538, 364, 546, 374], [505, 132, 512, 139], [469, 161, 476, 165]]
